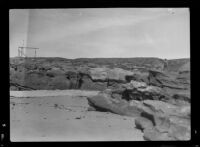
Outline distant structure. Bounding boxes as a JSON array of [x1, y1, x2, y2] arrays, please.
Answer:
[[18, 44, 39, 58]]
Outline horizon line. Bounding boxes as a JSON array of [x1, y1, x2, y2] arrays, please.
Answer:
[[10, 56, 190, 60]]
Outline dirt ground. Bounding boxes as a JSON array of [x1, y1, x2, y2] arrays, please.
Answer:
[[10, 90, 144, 141]]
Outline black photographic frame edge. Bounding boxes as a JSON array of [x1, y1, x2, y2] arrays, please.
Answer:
[[3, 0, 198, 147]]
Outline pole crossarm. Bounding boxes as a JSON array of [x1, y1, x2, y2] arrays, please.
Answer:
[[18, 47, 39, 49]]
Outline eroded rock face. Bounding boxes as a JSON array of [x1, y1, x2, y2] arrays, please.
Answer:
[[80, 76, 107, 91], [89, 68, 108, 81], [142, 100, 190, 118], [10, 58, 190, 98], [87, 92, 142, 117], [148, 70, 190, 93], [87, 85, 190, 141], [89, 68, 134, 83], [120, 80, 170, 102], [134, 100, 191, 141], [10, 64, 138, 91]]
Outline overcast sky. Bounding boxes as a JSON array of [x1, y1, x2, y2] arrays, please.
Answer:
[[9, 8, 190, 59]]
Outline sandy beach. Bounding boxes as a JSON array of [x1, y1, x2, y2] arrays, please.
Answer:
[[10, 90, 144, 141]]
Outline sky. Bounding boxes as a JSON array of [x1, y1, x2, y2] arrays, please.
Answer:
[[9, 8, 190, 59]]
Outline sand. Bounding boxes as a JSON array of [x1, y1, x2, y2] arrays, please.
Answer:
[[10, 90, 144, 141]]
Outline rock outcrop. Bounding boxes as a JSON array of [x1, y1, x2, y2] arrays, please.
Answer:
[[134, 99, 190, 140], [87, 91, 142, 117], [87, 80, 190, 141], [121, 80, 170, 101], [10, 57, 190, 141], [89, 67, 134, 82], [10, 57, 190, 93]]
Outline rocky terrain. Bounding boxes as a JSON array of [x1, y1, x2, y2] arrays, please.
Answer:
[[10, 57, 190, 141], [10, 57, 189, 91]]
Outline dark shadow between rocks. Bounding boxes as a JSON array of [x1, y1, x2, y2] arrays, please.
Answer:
[[141, 112, 156, 126], [125, 75, 135, 82], [87, 99, 109, 112]]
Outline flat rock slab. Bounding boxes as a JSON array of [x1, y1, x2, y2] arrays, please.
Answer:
[[10, 90, 144, 141]]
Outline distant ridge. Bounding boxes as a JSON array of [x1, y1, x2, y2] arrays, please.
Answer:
[[10, 56, 190, 72], [10, 56, 190, 61]]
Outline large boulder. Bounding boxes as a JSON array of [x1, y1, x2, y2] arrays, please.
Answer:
[[135, 117, 154, 131], [134, 100, 190, 141], [133, 100, 190, 141], [136, 117, 190, 141], [150, 117, 190, 140], [87, 92, 144, 117], [142, 100, 190, 118]]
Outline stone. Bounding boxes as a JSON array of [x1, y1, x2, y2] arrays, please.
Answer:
[[130, 99, 190, 141], [169, 116, 190, 130], [87, 93, 143, 117], [89, 67, 134, 82], [121, 81, 169, 101], [168, 122, 191, 140], [89, 68, 108, 81], [143, 100, 186, 117], [135, 117, 154, 131], [154, 117, 171, 133], [148, 69, 189, 89], [140, 110, 190, 140], [80, 76, 107, 90], [130, 80, 147, 88], [143, 128, 175, 141], [107, 68, 134, 82]]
